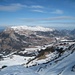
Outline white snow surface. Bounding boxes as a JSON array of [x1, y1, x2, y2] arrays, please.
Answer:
[[0, 51, 75, 75], [0, 55, 34, 68], [0, 65, 39, 75], [45, 52, 75, 75], [11, 26, 54, 32]]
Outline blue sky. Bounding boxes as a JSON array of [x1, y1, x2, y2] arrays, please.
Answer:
[[0, 0, 75, 29]]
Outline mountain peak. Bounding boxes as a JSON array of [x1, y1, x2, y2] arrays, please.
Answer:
[[11, 26, 55, 32]]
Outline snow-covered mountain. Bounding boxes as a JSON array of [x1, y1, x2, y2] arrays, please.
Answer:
[[0, 26, 75, 75], [0, 26, 56, 56], [11, 26, 55, 32]]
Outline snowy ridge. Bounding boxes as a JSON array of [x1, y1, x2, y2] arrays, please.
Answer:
[[11, 26, 55, 32]]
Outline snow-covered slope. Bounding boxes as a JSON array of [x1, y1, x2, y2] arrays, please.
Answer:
[[11, 26, 54, 32], [0, 55, 34, 68], [38, 51, 75, 75], [0, 42, 75, 75], [0, 65, 39, 75], [0, 51, 75, 75], [29, 44, 75, 75]]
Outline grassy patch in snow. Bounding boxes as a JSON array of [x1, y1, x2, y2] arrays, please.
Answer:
[[37, 47, 55, 60]]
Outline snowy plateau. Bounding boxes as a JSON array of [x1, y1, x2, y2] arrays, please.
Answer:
[[0, 26, 75, 75]]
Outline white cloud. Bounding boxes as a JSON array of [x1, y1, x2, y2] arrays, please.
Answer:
[[32, 9, 45, 13], [0, 3, 26, 11], [51, 9, 64, 14], [30, 5, 44, 8], [20, 16, 75, 22], [0, 3, 64, 14], [0, 3, 44, 12]]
